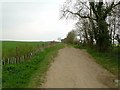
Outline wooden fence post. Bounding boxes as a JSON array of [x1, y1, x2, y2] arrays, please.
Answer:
[[4, 58, 6, 65], [24, 55, 26, 59], [11, 57, 13, 64], [15, 58, 16, 64], [27, 53, 29, 59], [7, 58, 10, 64], [2, 43, 52, 65], [22, 56, 24, 61], [9, 58, 11, 64], [16, 47, 19, 63], [19, 57, 22, 63], [17, 57, 19, 63], [2, 58, 5, 65], [10, 57, 12, 64], [2, 58, 3, 65], [13, 57, 15, 64]]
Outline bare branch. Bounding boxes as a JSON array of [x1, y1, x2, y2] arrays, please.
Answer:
[[104, 1, 120, 19], [89, 2, 99, 19], [62, 9, 96, 20], [80, 1, 90, 10]]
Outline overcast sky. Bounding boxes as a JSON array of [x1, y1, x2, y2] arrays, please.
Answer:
[[1, 0, 77, 41]]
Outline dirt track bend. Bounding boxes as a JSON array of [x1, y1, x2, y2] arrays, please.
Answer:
[[41, 46, 115, 88]]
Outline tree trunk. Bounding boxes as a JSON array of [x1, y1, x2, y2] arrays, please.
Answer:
[[96, 19, 111, 52]]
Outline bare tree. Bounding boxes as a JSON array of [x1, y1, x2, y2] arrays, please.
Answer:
[[60, 0, 120, 52], [107, 3, 120, 45]]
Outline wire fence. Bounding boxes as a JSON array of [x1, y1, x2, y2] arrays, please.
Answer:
[[2, 42, 55, 65]]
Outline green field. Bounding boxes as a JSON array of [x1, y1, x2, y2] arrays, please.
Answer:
[[0, 41, 2, 58], [2, 41, 64, 88], [2, 41, 48, 58]]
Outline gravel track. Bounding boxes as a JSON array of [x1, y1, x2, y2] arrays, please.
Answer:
[[41, 47, 116, 88]]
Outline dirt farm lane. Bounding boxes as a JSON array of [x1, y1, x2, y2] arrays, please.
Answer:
[[41, 46, 116, 88]]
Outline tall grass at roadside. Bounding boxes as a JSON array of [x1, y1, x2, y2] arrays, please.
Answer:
[[87, 47, 119, 75], [2, 43, 64, 88]]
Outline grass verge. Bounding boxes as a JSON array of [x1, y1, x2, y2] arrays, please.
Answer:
[[2, 43, 64, 88], [73, 44, 119, 76]]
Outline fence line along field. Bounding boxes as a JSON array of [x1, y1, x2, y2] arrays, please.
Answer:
[[2, 41, 49, 65], [2, 42, 64, 88]]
